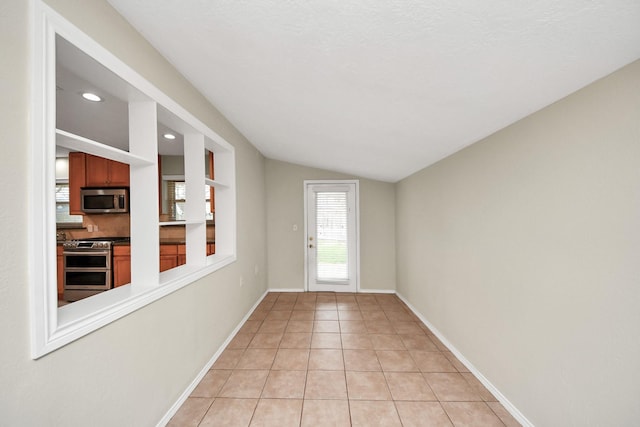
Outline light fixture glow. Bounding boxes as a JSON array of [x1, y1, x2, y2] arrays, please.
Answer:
[[163, 133, 176, 140], [81, 92, 102, 102]]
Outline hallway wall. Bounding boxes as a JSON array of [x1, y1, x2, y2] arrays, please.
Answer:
[[396, 60, 640, 426], [266, 159, 396, 291], [0, 0, 267, 425]]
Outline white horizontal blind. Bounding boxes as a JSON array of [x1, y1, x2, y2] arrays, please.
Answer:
[[55, 183, 82, 224], [315, 191, 349, 282], [167, 181, 213, 221]]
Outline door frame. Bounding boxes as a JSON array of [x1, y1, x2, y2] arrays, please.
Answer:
[[303, 180, 360, 293]]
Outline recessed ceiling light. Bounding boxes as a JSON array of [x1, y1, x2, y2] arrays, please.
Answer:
[[81, 92, 102, 102], [163, 133, 176, 140]]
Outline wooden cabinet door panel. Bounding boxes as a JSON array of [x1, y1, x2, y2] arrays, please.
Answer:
[[85, 154, 110, 186], [68, 152, 86, 215], [206, 243, 216, 256], [57, 246, 64, 298], [113, 256, 131, 287], [109, 160, 130, 186], [113, 246, 131, 287], [160, 255, 178, 272], [85, 154, 130, 187]]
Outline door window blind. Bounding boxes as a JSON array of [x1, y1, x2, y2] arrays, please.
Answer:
[[315, 191, 349, 281]]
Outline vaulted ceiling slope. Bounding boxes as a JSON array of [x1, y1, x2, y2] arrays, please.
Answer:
[[107, 0, 640, 182]]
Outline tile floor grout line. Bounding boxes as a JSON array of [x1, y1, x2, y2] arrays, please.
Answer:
[[194, 397, 215, 427], [171, 291, 519, 426]]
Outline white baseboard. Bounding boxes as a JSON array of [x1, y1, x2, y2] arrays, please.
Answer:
[[156, 290, 269, 427], [268, 288, 396, 294], [358, 288, 396, 294], [396, 292, 534, 427]]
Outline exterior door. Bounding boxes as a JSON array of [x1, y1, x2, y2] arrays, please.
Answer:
[[305, 181, 359, 292]]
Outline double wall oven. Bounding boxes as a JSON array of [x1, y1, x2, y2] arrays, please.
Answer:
[[62, 237, 129, 301]]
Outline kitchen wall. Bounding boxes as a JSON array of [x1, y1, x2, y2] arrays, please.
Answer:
[[396, 59, 640, 426], [0, 0, 267, 425], [265, 159, 396, 291]]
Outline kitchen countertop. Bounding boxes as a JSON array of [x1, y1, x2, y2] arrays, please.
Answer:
[[116, 239, 215, 245], [58, 239, 214, 245]]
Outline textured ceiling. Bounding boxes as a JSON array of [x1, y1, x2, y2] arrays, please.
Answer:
[[107, 0, 640, 182]]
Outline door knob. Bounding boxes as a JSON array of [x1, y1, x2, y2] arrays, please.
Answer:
[[309, 244, 314, 248]]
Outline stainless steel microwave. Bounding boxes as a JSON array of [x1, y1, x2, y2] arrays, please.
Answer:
[[81, 188, 129, 214]]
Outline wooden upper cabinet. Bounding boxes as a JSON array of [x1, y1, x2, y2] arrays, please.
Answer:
[[68, 152, 86, 215], [69, 153, 130, 214], [85, 154, 130, 187], [108, 159, 130, 186]]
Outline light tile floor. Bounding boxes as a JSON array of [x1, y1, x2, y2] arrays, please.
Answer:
[[168, 292, 521, 427]]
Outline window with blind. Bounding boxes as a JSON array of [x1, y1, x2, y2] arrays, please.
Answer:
[[55, 183, 82, 224], [315, 191, 349, 281], [165, 181, 214, 221]]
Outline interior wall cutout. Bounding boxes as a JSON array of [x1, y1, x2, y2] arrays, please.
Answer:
[[31, 1, 237, 358]]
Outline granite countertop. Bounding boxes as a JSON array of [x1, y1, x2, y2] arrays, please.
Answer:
[[129, 239, 215, 245], [58, 239, 214, 245]]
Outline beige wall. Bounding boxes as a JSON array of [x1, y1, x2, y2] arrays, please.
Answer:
[[396, 60, 640, 426], [0, 0, 267, 425], [266, 159, 396, 291]]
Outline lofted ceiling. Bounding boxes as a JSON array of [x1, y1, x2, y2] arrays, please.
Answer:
[[107, 0, 640, 182]]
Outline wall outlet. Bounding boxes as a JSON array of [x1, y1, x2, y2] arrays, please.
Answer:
[[87, 224, 93, 232], [239, 276, 244, 287], [292, 224, 298, 231]]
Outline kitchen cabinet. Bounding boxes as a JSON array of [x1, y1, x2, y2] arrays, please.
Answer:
[[160, 244, 179, 272], [113, 244, 200, 282], [207, 243, 216, 256], [68, 153, 130, 215], [57, 245, 64, 299], [113, 245, 131, 287], [68, 152, 86, 215], [178, 244, 186, 266], [160, 244, 190, 270], [85, 154, 130, 187]]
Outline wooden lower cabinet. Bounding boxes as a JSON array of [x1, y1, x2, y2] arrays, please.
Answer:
[[112, 244, 202, 283], [160, 244, 179, 272], [178, 244, 186, 266], [57, 246, 64, 299], [113, 245, 131, 287], [207, 243, 216, 256]]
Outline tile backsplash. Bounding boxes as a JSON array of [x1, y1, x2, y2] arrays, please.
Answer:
[[63, 214, 130, 240], [60, 214, 214, 241]]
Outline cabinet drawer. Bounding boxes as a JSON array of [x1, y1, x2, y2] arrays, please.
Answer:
[[160, 244, 178, 255], [113, 245, 130, 256]]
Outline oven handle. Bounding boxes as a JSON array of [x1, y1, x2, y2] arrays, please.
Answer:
[[63, 250, 111, 257]]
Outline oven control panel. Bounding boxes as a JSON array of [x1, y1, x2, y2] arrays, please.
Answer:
[[62, 240, 113, 250]]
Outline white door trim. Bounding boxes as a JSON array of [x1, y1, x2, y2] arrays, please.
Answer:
[[303, 180, 360, 293]]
